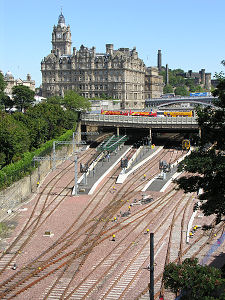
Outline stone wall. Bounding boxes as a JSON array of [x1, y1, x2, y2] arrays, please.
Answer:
[[0, 143, 75, 221]]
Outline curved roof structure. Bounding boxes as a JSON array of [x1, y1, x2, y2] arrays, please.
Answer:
[[58, 12, 66, 27]]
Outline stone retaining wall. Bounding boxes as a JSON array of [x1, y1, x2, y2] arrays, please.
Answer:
[[0, 143, 74, 221]]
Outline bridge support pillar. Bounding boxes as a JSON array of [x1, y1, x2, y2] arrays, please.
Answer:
[[76, 121, 82, 143], [199, 127, 202, 139], [149, 127, 152, 144], [117, 126, 120, 136]]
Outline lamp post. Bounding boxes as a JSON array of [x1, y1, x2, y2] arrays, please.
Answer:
[[72, 155, 78, 196], [150, 232, 154, 300]]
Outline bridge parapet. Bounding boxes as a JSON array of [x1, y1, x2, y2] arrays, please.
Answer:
[[145, 96, 218, 108], [81, 114, 199, 129]]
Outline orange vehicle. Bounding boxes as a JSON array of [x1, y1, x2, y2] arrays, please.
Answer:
[[131, 111, 157, 117], [101, 110, 130, 116], [101, 110, 157, 117], [164, 111, 193, 117]]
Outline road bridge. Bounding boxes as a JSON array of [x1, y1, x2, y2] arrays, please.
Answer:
[[81, 113, 201, 141], [145, 95, 218, 109]]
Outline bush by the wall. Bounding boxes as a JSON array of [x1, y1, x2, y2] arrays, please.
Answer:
[[0, 130, 74, 190]]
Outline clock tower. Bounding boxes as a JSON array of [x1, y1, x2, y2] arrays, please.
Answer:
[[52, 12, 72, 56]]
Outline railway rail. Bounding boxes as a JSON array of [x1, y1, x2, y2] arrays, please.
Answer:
[[0, 144, 205, 300], [0, 146, 185, 298], [0, 134, 110, 274]]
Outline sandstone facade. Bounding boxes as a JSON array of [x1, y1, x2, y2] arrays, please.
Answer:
[[41, 13, 163, 108]]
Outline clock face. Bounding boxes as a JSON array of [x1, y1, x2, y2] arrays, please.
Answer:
[[56, 33, 62, 39]]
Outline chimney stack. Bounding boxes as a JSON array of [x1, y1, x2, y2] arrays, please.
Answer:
[[165, 64, 169, 85], [157, 50, 162, 71]]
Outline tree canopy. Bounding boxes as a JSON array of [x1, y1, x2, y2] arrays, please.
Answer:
[[1, 95, 14, 112], [160, 68, 209, 95], [174, 86, 189, 96], [163, 258, 225, 300], [163, 84, 173, 94], [0, 88, 88, 169], [63, 91, 91, 111], [0, 100, 79, 169], [0, 73, 6, 94], [0, 73, 7, 110], [12, 85, 35, 112], [176, 62, 225, 223], [44, 95, 63, 105], [12, 102, 77, 150], [0, 112, 31, 166]]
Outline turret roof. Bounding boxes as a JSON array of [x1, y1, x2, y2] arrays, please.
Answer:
[[58, 12, 66, 27]]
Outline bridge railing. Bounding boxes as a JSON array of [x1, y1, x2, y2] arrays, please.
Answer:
[[146, 95, 216, 101], [81, 114, 198, 126]]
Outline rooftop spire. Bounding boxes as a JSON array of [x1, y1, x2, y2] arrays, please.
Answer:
[[58, 9, 66, 27]]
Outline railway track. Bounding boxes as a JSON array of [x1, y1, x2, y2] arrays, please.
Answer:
[[0, 148, 96, 274], [0, 145, 187, 299], [136, 222, 224, 300], [42, 190, 191, 300], [0, 134, 109, 274]]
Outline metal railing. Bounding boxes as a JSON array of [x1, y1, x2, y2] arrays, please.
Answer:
[[81, 113, 199, 127]]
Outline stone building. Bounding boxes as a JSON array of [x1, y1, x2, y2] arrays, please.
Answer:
[[4, 72, 35, 98], [157, 50, 211, 91], [186, 69, 211, 90], [145, 67, 164, 99], [41, 13, 163, 109], [175, 69, 211, 90]]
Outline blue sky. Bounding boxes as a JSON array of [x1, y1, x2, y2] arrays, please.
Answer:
[[0, 0, 224, 87]]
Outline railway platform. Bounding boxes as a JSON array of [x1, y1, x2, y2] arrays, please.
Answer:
[[144, 164, 178, 192], [78, 145, 160, 194], [78, 145, 130, 194]]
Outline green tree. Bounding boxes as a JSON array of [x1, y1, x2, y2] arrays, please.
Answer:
[[185, 78, 195, 87], [169, 74, 185, 87], [0, 112, 30, 166], [12, 85, 35, 112], [163, 84, 173, 94], [1, 95, 14, 112], [44, 95, 63, 105], [172, 69, 185, 75], [189, 85, 196, 92], [21, 102, 73, 149], [195, 85, 204, 92], [0, 73, 6, 93], [63, 90, 91, 111], [0, 73, 7, 110], [176, 62, 225, 223], [12, 109, 48, 149], [160, 67, 208, 94], [63, 110, 78, 130], [163, 258, 225, 299], [215, 60, 225, 79], [174, 86, 189, 96]]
